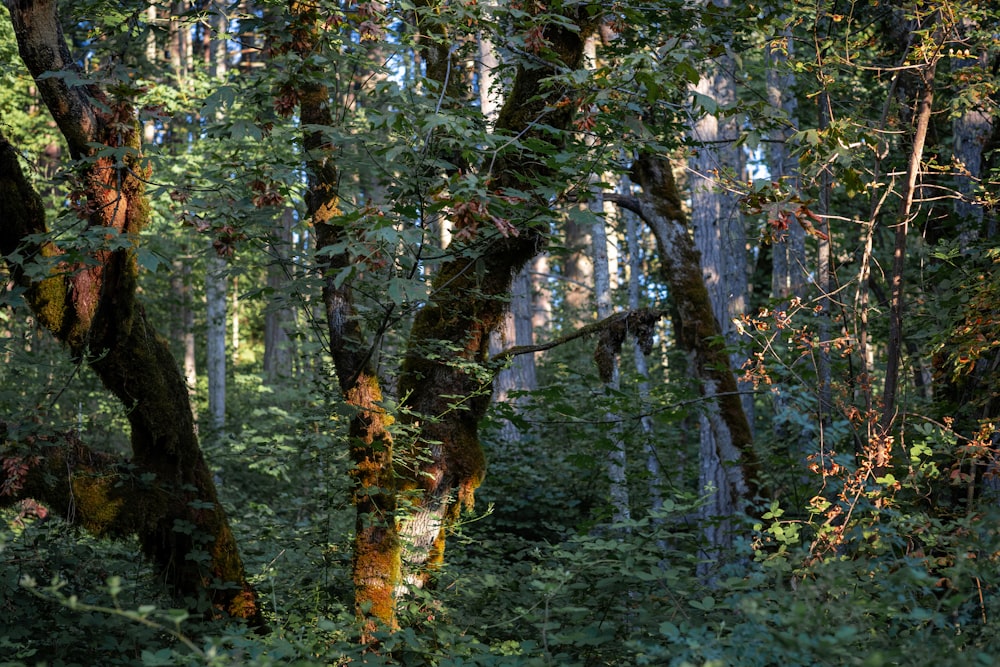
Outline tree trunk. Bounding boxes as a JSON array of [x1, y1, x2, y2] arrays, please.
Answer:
[[204, 2, 229, 432], [687, 8, 753, 564], [531, 253, 553, 342], [171, 251, 198, 399], [490, 265, 537, 444], [622, 174, 662, 513], [263, 208, 295, 382], [613, 156, 757, 562], [395, 9, 597, 590], [562, 217, 594, 319], [950, 32, 990, 240], [766, 26, 806, 301], [206, 254, 228, 431], [0, 0, 258, 621], [881, 54, 937, 434], [592, 207, 631, 524], [288, 0, 400, 633]]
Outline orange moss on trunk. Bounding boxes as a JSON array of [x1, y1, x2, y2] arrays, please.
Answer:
[[0, 7, 261, 622]]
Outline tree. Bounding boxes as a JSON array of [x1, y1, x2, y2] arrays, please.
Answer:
[[0, 0, 259, 622], [611, 156, 758, 544], [394, 0, 600, 590]]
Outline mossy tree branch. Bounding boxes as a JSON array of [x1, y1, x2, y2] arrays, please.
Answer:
[[0, 426, 147, 537], [493, 308, 664, 379]]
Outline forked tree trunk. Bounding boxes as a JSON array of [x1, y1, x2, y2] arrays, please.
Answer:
[[0, 0, 258, 622]]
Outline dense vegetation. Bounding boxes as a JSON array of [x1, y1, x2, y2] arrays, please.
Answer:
[[2, 0, 999, 664]]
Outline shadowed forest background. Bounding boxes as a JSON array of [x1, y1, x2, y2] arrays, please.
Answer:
[[2, 0, 1000, 664]]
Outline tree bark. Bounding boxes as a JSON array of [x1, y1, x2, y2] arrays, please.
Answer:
[[562, 217, 594, 318], [205, 3, 229, 432], [0, 0, 258, 622], [766, 26, 806, 301], [687, 9, 753, 565], [206, 254, 228, 431], [170, 252, 198, 399], [263, 208, 295, 382]]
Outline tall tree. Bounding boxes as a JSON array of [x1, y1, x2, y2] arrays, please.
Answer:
[[394, 2, 599, 589], [687, 0, 753, 565], [286, 0, 400, 632], [611, 155, 758, 561], [0, 0, 259, 622], [205, 4, 231, 432]]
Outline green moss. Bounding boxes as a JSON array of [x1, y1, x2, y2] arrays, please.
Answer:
[[70, 473, 127, 538], [29, 274, 68, 336]]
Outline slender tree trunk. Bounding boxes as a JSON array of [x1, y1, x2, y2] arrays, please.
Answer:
[[612, 156, 757, 567], [0, 0, 258, 621], [477, 23, 500, 124], [881, 59, 936, 434], [562, 217, 594, 320], [581, 36, 629, 523], [231, 275, 240, 361], [531, 253, 553, 343], [816, 93, 834, 428], [263, 208, 295, 382], [206, 255, 227, 430], [766, 26, 806, 301], [623, 174, 661, 513], [205, 4, 229, 432], [593, 208, 631, 524], [765, 24, 807, 463], [288, 0, 400, 633], [171, 252, 198, 402], [951, 33, 990, 240]]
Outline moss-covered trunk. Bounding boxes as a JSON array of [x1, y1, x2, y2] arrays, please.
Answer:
[[395, 9, 596, 589], [288, 0, 400, 633], [622, 156, 758, 531], [1, 1, 259, 622]]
